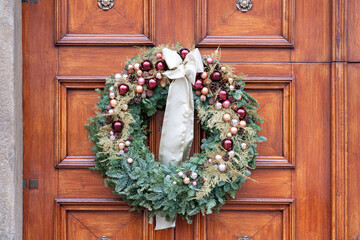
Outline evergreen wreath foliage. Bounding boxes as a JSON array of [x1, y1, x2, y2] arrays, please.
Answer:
[[86, 43, 265, 223]]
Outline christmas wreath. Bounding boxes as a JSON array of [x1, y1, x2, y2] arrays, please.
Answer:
[[86, 44, 265, 227]]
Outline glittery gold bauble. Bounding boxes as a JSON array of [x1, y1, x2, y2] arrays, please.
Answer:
[[110, 99, 117, 107], [201, 87, 209, 95], [183, 177, 190, 184], [118, 142, 125, 150], [230, 127, 238, 135], [136, 85, 144, 93], [204, 78, 211, 85], [239, 120, 247, 128], [222, 113, 231, 122]]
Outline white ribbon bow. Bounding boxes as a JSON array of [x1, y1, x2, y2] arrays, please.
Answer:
[[155, 48, 204, 230]]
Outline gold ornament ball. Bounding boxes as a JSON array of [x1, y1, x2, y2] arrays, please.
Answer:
[[237, 95, 242, 101], [230, 127, 238, 135], [109, 92, 116, 99], [200, 95, 207, 101], [226, 132, 232, 138], [215, 154, 222, 162], [201, 72, 208, 79], [241, 142, 247, 150], [228, 150, 235, 158], [229, 85, 235, 91], [136, 70, 143, 76], [220, 66, 227, 72], [109, 86, 115, 92], [204, 78, 211, 85], [115, 73, 121, 80], [156, 72, 162, 79], [160, 79, 167, 88], [127, 64, 133, 70], [231, 104, 238, 111], [118, 142, 125, 150], [223, 113, 231, 122], [122, 104, 128, 111], [136, 85, 144, 93], [228, 77, 234, 85], [125, 140, 131, 146], [201, 87, 209, 95], [110, 99, 118, 107], [183, 177, 190, 184], [231, 119, 239, 126], [134, 63, 140, 70], [239, 120, 247, 128], [218, 163, 227, 172]]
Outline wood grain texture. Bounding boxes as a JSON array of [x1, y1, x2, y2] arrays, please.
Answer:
[[22, 0, 58, 239], [195, 0, 294, 47], [346, 63, 359, 240], [332, 0, 347, 61], [347, 0, 359, 61], [55, 0, 155, 45], [291, 0, 331, 62], [55, 77, 106, 168], [22, 0, 338, 238], [55, 199, 154, 240], [331, 62, 348, 240], [245, 77, 295, 168], [198, 199, 294, 240], [292, 64, 331, 239]]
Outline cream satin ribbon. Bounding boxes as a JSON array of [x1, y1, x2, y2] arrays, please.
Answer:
[[155, 48, 204, 230]]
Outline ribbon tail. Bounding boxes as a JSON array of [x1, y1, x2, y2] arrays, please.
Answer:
[[155, 214, 176, 230], [158, 77, 194, 167], [156, 77, 194, 230], [156, 47, 203, 230]]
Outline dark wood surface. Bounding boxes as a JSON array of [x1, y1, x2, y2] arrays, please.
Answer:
[[22, 0, 355, 238]]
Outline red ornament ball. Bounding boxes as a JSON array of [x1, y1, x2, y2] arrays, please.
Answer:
[[179, 48, 190, 59], [156, 53, 163, 59], [118, 84, 129, 95], [138, 77, 145, 86], [112, 121, 123, 132], [222, 100, 231, 108], [211, 71, 222, 81], [236, 108, 247, 119], [194, 79, 203, 90], [155, 61, 167, 71], [222, 139, 233, 150], [141, 60, 153, 71], [206, 57, 214, 64], [147, 78, 158, 89], [218, 90, 228, 101]]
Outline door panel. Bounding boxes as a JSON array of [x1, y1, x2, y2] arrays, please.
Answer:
[[196, 0, 294, 47], [23, 0, 333, 239], [347, 64, 360, 239], [55, 0, 155, 45], [347, 2, 360, 61]]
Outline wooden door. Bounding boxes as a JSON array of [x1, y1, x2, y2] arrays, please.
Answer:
[[22, 0, 335, 239]]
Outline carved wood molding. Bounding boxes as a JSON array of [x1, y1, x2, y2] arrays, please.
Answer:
[[55, 76, 295, 169], [55, 0, 155, 46], [55, 76, 106, 169], [331, 62, 348, 240], [54, 198, 154, 240], [195, 198, 295, 240], [331, 0, 348, 237], [244, 77, 295, 168], [332, 0, 347, 61], [195, 0, 294, 48]]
